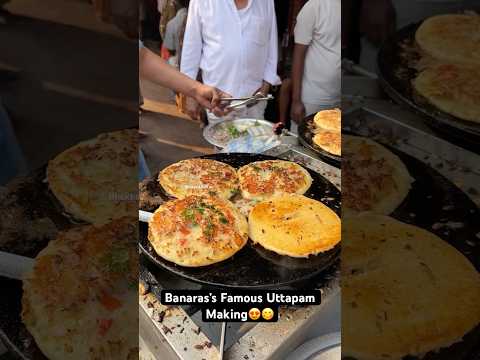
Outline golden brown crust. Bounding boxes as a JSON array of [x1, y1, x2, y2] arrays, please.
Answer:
[[313, 130, 341, 156], [342, 215, 480, 359], [158, 159, 239, 200], [237, 160, 312, 201], [413, 63, 480, 123], [342, 135, 412, 216], [22, 217, 138, 360], [415, 14, 480, 67], [313, 108, 341, 132], [148, 196, 248, 267], [248, 194, 340, 257], [47, 129, 137, 224]]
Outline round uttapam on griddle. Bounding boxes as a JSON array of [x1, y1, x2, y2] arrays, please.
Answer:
[[249, 194, 341, 257], [342, 214, 480, 360], [22, 217, 138, 360], [158, 159, 239, 200], [148, 195, 248, 267], [237, 160, 312, 201], [47, 129, 137, 224]]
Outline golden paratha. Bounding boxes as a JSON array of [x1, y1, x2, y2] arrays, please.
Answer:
[[159, 159, 239, 200], [313, 130, 341, 156], [47, 129, 137, 224], [313, 108, 341, 132], [415, 14, 480, 67], [413, 63, 480, 123], [148, 196, 248, 267], [238, 160, 312, 201], [22, 217, 138, 360], [342, 215, 480, 359], [249, 194, 340, 257], [343, 135, 412, 216]]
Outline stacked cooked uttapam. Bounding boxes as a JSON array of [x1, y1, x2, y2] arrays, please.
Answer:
[[415, 14, 480, 68], [312, 109, 341, 156], [413, 14, 480, 123], [413, 63, 480, 123], [343, 135, 412, 217]]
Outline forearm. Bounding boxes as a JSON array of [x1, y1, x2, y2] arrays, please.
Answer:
[[291, 44, 308, 102], [139, 47, 199, 97]]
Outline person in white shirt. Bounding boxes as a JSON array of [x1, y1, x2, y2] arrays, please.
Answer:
[[163, 0, 188, 67], [180, 0, 281, 123], [291, 0, 341, 130]]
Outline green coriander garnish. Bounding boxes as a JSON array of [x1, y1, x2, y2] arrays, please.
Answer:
[[227, 125, 247, 139], [220, 216, 228, 224], [204, 222, 215, 238], [101, 246, 130, 274], [230, 188, 241, 197]]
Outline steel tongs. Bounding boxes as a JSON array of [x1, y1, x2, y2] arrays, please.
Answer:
[[221, 93, 274, 110]]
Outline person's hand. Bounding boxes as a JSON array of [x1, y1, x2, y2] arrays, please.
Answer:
[[272, 122, 285, 135], [291, 100, 306, 124], [253, 81, 271, 97], [359, 0, 396, 46], [191, 84, 232, 117], [185, 97, 202, 121]]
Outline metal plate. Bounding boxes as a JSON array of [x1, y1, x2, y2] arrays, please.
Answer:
[[203, 118, 274, 149], [377, 21, 480, 147], [298, 114, 341, 167], [139, 153, 341, 289]]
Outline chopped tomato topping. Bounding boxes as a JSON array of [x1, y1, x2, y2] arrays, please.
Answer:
[[179, 238, 188, 246], [179, 225, 191, 235], [100, 292, 122, 311], [98, 318, 113, 336]]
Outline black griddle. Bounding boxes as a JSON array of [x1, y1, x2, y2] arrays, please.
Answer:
[[0, 167, 81, 360], [0, 128, 136, 359], [377, 21, 480, 151], [139, 153, 341, 288], [298, 113, 341, 167], [343, 134, 480, 360]]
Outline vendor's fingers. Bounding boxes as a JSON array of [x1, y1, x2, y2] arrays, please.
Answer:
[[215, 90, 232, 107], [273, 122, 285, 135], [196, 96, 213, 110], [210, 89, 220, 107], [211, 106, 229, 117]]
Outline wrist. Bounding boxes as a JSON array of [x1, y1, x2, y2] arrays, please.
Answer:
[[188, 83, 200, 99]]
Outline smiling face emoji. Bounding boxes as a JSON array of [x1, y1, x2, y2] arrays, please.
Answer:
[[248, 308, 261, 321], [262, 308, 274, 321]]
